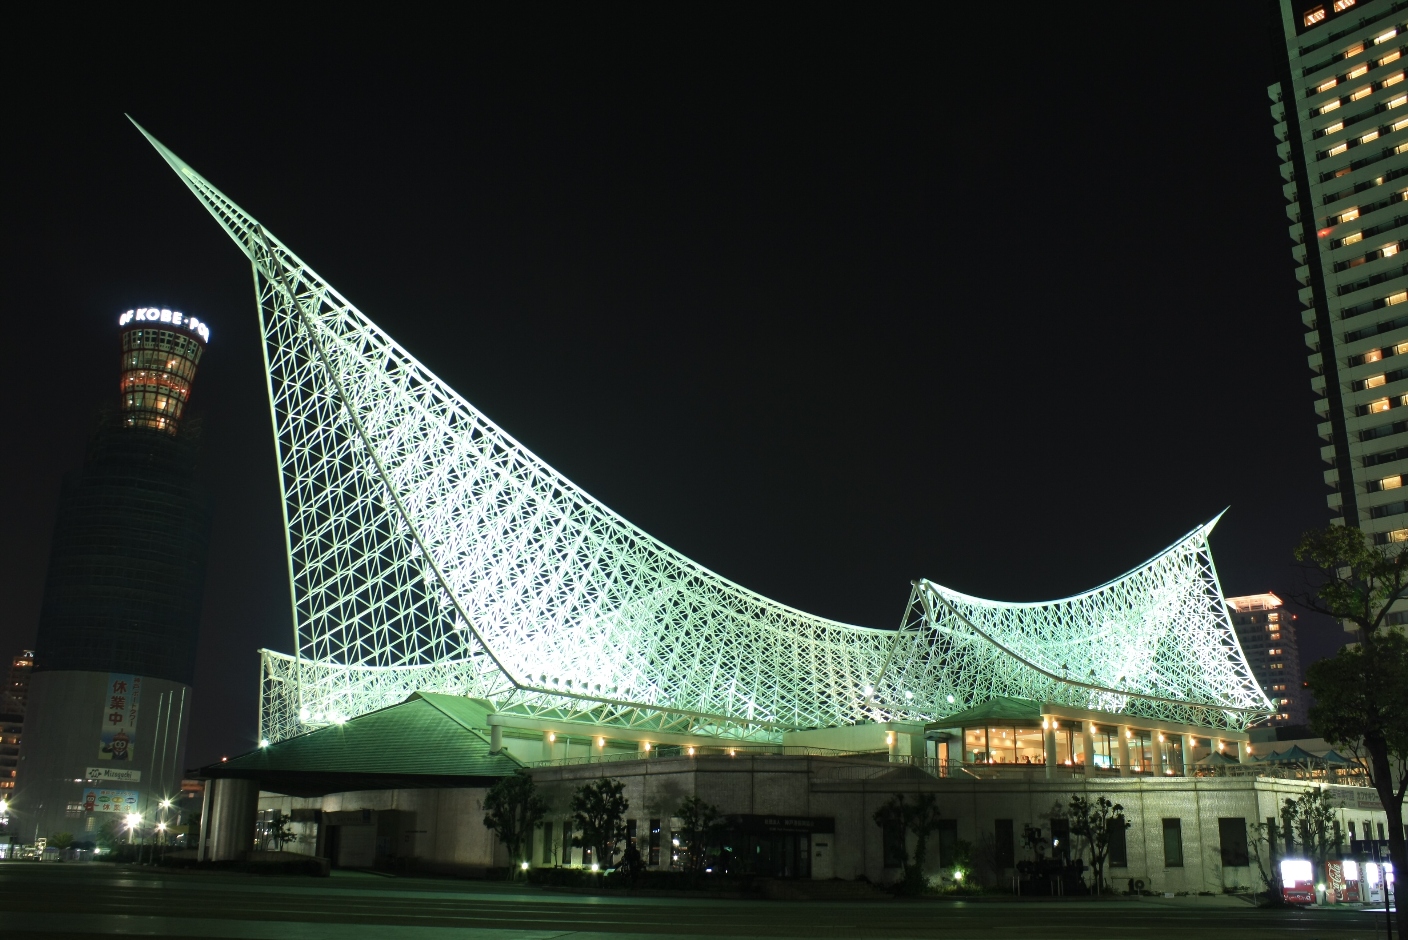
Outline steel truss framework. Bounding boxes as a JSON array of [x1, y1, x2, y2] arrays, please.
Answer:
[[132, 121, 1273, 744]]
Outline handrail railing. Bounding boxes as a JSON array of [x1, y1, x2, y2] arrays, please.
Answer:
[[529, 750, 1372, 787], [530, 744, 890, 768]]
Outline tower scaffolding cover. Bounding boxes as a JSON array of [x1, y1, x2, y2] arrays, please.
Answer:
[[130, 119, 1273, 744]]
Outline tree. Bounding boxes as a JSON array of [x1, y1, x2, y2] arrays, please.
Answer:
[[482, 773, 547, 874], [1290, 790, 1341, 875], [1294, 526, 1408, 630], [1247, 818, 1284, 902], [905, 793, 943, 890], [950, 839, 973, 884], [95, 818, 124, 851], [1248, 791, 1346, 904], [49, 832, 73, 852], [872, 792, 944, 892], [263, 811, 294, 851], [571, 777, 628, 869], [674, 795, 722, 875], [1068, 795, 1130, 894], [1294, 526, 1408, 904]]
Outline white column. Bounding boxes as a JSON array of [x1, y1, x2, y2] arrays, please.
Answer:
[[197, 778, 213, 862], [1235, 739, 1248, 764], [1081, 722, 1095, 772], [490, 723, 503, 754], [207, 778, 259, 861], [542, 730, 556, 762], [886, 729, 898, 762], [1043, 719, 1057, 780], [1181, 734, 1195, 777], [1117, 726, 1132, 777]]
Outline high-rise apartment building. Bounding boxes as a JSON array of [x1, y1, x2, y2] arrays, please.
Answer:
[[2, 650, 33, 718], [1271, 1, 1408, 591], [0, 650, 33, 793], [1226, 593, 1309, 727]]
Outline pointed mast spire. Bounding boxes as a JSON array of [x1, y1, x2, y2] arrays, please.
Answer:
[[127, 114, 264, 262]]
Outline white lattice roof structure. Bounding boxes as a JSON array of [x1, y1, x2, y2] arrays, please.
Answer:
[[132, 120, 1273, 744]]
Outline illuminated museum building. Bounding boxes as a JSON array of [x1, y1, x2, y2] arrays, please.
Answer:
[[122, 124, 1393, 889], [13, 310, 212, 841], [1272, 0, 1408, 632]]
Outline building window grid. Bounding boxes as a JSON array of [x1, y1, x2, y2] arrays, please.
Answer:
[[1306, 41, 1408, 97]]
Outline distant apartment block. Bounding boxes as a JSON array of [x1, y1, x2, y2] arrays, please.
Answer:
[[1226, 594, 1308, 727], [0, 650, 33, 791]]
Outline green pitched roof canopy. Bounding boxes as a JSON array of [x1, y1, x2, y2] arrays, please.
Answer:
[[1195, 751, 1242, 766], [930, 696, 1044, 728], [1256, 744, 1328, 764], [199, 693, 524, 796]]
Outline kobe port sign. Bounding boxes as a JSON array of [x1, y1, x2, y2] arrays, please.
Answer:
[[118, 307, 211, 343]]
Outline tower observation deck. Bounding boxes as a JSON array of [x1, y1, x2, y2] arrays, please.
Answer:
[[118, 307, 210, 435], [130, 118, 1274, 746]]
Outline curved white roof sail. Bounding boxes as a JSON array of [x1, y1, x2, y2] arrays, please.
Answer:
[[130, 119, 1272, 742], [894, 519, 1273, 730]]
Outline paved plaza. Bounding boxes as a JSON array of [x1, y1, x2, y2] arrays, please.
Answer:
[[0, 863, 1392, 939]]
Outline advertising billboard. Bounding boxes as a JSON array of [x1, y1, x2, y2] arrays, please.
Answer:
[[98, 674, 141, 762], [82, 788, 139, 814]]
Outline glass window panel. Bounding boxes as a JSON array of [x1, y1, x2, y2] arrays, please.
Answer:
[[1014, 728, 1044, 765], [987, 727, 1017, 763]]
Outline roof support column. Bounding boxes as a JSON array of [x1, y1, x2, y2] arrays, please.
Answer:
[[542, 731, 556, 762], [911, 733, 927, 766], [206, 777, 258, 862], [1117, 726, 1132, 778], [1043, 718, 1057, 780], [1181, 734, 1195, 777], [490, 723, 502, 754], [1081, 722, 1095, 775], [196, 776, 212, 862]]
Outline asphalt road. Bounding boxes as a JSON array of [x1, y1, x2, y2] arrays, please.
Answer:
[[0, 862, 1391, 939]]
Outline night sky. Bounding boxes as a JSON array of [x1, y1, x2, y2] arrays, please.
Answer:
[[2, 7, 1339, 767]]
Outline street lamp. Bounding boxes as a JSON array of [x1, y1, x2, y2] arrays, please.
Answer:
[[125, 813, 141, 845]]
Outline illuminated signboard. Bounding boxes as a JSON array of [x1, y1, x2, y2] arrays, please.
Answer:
[[118, 307, 211, 343]]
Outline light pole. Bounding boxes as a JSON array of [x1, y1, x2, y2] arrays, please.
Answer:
[[157, 799, 173, 864]]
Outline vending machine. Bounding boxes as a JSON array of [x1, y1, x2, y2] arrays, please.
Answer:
[[1333, 859, 1362, 903], [1364, 862, 1396, 906], [1280, 859, 1316, 905]]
